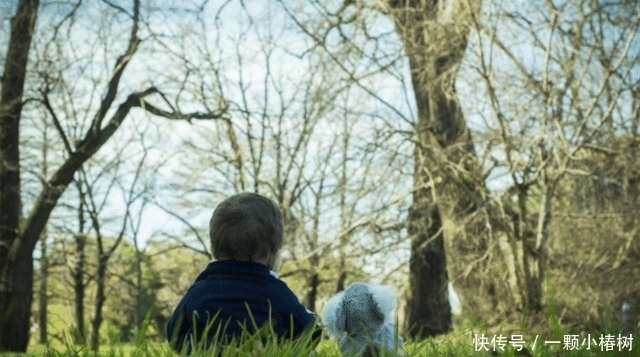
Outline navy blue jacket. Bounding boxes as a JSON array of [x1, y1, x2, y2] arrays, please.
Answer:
[[166, 260, 317, 352]]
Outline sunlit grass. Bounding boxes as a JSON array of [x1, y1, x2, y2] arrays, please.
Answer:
[[4, 307, 639, 356], [4, 329, 638, 356]]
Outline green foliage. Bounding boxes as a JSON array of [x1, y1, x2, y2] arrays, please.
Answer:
[[146, 241, 212, 324], [35, 236, 170, 344]]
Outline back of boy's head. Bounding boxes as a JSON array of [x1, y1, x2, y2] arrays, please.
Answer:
[[209, 192, 284, 266]]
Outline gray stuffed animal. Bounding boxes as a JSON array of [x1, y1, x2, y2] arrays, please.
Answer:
[[321, 282, 404, 356]]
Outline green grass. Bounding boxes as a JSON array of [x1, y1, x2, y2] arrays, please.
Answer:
[[2, 330, 638, 356], [3, 305, 639, 357]]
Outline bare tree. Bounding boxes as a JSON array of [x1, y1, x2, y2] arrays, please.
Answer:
[[461, 0, 640, 319], [0, 0, 40, 350], [380, 0, 483, 339], [158, 7, 345, 310], [276, 0, 484, 338], [119, 129, 162, 340], [156, 1, 412, 316], [0, 0, 227, 351], [77, 132, 157, 350], [70, 178, 89, 343]]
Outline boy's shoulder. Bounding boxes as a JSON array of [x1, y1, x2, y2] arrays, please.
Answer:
[[192, 260, 294, 297], [201, 261, 307, 310]]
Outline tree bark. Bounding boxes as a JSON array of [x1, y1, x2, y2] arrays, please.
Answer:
[[0, 0, 226, 351], [405, 195, 451, 338], [387, 0, 481, 339], [37, 234, 48, 344], [73, 234, 87, 343], [134, 249, 143, 339], [72, 178, 87, 343], [0, 0, 40, 351], [523, 179, 554, 311], [0, 240, 35, 351], [335, 268, 347, 294], [304, 260, 319, 312], [90, 255, 107, 351], [497, 233, 524, 308]]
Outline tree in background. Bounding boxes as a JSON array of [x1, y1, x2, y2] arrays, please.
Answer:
[[384, 0, 483, 338], [37, 233, 165, 345], [458, 0, 640, 323], [7, 0, 638, 349], [0, 0, 227, 351], [0, 0, 40, 350], [155, 0, 411, 315], [81, 133, 155, 350], [278, 0, 483, 338]]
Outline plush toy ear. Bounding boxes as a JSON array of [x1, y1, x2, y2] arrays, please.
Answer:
[[367, 284, 396, 323], [321, 291, 346, 337]]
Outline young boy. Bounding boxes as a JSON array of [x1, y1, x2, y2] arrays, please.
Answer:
[[166, 192, 319, 353]]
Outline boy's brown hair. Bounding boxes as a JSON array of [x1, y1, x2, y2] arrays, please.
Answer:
[[209, 192, 284, 268]]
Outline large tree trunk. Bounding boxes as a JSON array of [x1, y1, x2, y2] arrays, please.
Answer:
[[0, 242, 36, 351], [387, 0, 481, 339], [0, 0, 40, 351], [405, 194, 451, 338]]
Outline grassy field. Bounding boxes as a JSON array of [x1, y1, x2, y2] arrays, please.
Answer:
[[2, 329, 637, 357], [2, 307, 637, 357]]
